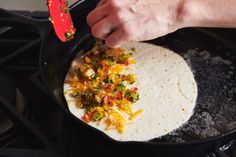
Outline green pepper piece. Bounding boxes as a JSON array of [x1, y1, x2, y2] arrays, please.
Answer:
[[125, 90, 139, 103], [71, 90, 80, 97], [120, 53, 133, 63], [92, 110, 104, 121], [116, 81, 126, 91]]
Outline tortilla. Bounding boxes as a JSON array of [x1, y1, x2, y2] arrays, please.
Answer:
[[64, 42, 198, 141]]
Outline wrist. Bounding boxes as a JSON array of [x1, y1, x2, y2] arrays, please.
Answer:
[[179, 0, 236, 28], [174, 0, 201, 29]]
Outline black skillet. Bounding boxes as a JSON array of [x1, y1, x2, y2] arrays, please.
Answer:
[[0, 0, 236, 156]]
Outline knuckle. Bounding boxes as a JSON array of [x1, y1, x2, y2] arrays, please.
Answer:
[[113, 10, 123, 21], [91, 24, 108, 39], [107, 0, 120, 10], [120, 25, 132, 38], [106, 37, 119, 48], [109, 0, 118, 6]]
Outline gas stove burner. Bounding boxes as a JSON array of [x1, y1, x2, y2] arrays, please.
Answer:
[[0, 73, 25, 146]]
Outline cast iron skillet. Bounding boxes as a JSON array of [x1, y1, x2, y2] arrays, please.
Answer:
[[0, 0, 235, 156]]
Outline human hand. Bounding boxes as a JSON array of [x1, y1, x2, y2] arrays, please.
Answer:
[[87, 0, 185, 47]]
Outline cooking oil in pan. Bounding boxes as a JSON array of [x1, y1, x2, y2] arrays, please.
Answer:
[[152, 48, 236, 143]]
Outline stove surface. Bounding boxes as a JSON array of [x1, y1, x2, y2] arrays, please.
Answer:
[[0, 10, 235, 157]]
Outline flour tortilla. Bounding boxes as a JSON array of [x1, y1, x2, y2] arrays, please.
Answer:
[[64, 42, 198, 141]]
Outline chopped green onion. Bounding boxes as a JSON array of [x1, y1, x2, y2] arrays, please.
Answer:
[[94, 87, 103, 91], [64, 8, 69, 13], [48, 16, 53, 23], [59, 5, 64, 12], [131, 47, 136, 52], [104, 76, 113, 83], [91, 74, 99, 80], [64, 1, 69, 6], [65, 32, 72, 40], [81, 93, 93, 103], [116, 82, 126, 91], [75, 67, 83, 76], [107, 55, 115, 62]]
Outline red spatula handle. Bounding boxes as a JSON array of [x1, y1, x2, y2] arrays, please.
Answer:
[[47, 0, 76, 42]]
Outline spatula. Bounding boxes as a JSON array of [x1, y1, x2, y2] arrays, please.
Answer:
[[47, 0, 76, 42]]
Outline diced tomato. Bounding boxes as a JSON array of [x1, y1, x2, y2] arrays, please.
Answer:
[[103, 96, 114, 104], [87, 111, 92, 118], [104, 83, 113, 92], [80, 99, 85, 104], [108, 96, 115, 102], [121, 75, 126, 81], [81, 77, 90, 84], [82, 114, 90, 123], [132, 87, 139, 92], [105, 87, 112, 92], [104, 67, 108, 74], [116, 92, 122, 99], [124, 60, 129, 66]]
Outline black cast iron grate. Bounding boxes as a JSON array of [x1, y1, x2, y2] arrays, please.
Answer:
[[0, 11, 72, 157]]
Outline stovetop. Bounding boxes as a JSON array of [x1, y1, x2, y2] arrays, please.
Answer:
[[0, 10, 235, 157]]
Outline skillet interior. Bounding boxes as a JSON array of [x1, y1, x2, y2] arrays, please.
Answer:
[[39, 0, 236, 144], [150, 28, 236, 143]]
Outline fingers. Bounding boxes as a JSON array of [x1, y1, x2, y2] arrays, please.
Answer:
[[91, 16, 116, 39], [87, 0, 125, 28], [87, 0, 136, 47], [105, 25, 131, 47], [87, 4, 108, 27], [90, 12, 129, 39]]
